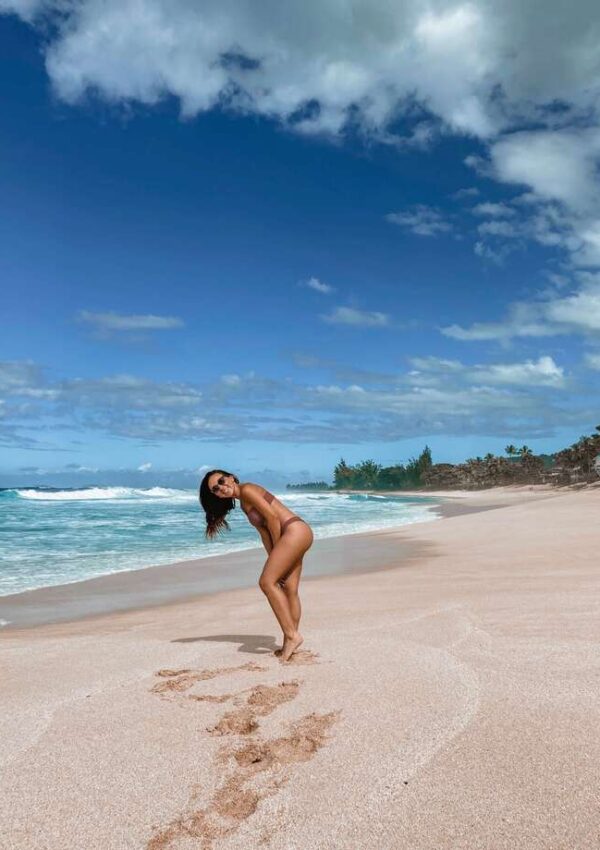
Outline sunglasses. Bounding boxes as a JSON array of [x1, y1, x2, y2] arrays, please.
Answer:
[[210, 475, 228, 495]]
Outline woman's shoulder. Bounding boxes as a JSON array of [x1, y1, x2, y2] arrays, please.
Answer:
[[240, 481, 260, 493], [239, 481, 264, 499], [240, 482, 273, 504]]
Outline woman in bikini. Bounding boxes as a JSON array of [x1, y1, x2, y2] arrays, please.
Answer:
[[199, 470, 314, 662]]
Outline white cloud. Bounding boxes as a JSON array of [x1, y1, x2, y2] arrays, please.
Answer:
[[477, 219, 519, 238], [409, 356, 463, 372], [584, 352, 600, 370], [544, 286, 600, 332], [442, 302, 562, 342], [470, 129, 600, 274], [303, 276, 334, 294], [0, 0, 497, 138], [473, 240, 511, 264], [78, 310, 184, 331], [473, 356, 565, 388], [408, 354, 565, 388], [443, 276, 600, 341], [490, 129, 600, 213], [452, 187, 480, 200], [3, 0, 598, 143], [0, 355, 594, 445], [386, 205, 452, 237], [320, 306, 389, 327], [472, 202, 516, 218], [0, 0, 46, 21], [137, 462, 152, 472], [0, 360, 42, 391]]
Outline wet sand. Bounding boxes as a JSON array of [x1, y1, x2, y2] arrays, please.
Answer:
[[1, 484, 599, 849]]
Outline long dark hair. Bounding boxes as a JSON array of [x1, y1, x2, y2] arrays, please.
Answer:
[[199, 469, 239, 539]]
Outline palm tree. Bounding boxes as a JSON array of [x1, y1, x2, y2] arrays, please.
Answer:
[[505, 444, 517, 456]]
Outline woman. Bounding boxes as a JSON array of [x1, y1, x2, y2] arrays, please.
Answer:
[[199, 470, 314, 662]]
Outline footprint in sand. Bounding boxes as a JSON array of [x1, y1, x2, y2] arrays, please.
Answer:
[[280, 649, 319, 666], [147, 653, 337, 850], [151, 654, 319, 704], [207, 680, 301, 736], [151, 661, 268, 697], [147, 711, 339, 850]]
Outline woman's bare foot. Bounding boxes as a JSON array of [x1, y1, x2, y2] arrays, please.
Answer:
[[274, 623, 300, 656], [280, 632, 303, 663]]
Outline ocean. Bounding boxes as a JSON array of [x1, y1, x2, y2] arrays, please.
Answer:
[[0, 486, 440, 598]]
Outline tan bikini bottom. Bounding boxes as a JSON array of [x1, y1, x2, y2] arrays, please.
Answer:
[[281, 515, 306, 533]]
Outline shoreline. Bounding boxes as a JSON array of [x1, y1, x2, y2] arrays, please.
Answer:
[[1, 489, 440, 628], [0, 484, 558, 633], [0, 509, 441, 632]]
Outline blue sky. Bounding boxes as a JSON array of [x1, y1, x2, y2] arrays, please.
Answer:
[[1, 2, 600, 487]]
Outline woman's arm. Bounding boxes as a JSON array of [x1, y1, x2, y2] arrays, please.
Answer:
[[257, 526, 273, 555], [240, 483, 281, 545]]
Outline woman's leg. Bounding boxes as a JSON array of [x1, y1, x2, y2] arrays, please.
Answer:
[[280, 559, 302, 628], [273, 560, 303, 655], [259, 528, 311, 661]]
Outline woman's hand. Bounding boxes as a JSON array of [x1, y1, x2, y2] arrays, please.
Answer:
[[267, 517, 281, 545]]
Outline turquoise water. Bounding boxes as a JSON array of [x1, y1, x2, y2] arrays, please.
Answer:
[[0, 487, 440, 598]]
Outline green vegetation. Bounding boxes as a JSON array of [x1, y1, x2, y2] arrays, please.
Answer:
[[287, 426, 600, 491], [554, 426, 600, 478], [286, 481, 332, 490], [332, 447, 433, 490]]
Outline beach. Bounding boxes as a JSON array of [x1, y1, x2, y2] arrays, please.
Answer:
[[2, 483, 600, 849]]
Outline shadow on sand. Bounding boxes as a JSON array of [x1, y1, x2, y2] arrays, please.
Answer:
[[171, 633, 279, 654]]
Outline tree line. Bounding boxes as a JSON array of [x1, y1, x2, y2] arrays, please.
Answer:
[[286, 426, 600, 491], [332, 446, 433, 490]]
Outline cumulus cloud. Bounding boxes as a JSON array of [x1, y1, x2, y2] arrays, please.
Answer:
[[443, 276, 600, 341], [302, 276, 335, 294], [0, 0, 497, 137], [490, 129, 600, 213], [78, 310, 184, 332], [473, 356, 565, 388], [320, 306, 390, 327], [544, 286, 600, 332], [1, 0, 597, 142], [386, 205, 452, 237], [409, 354, 565, 388], [470, 130, 600, 272]]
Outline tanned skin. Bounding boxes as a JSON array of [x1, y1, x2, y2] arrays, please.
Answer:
[[207, 474, 313, 662]]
